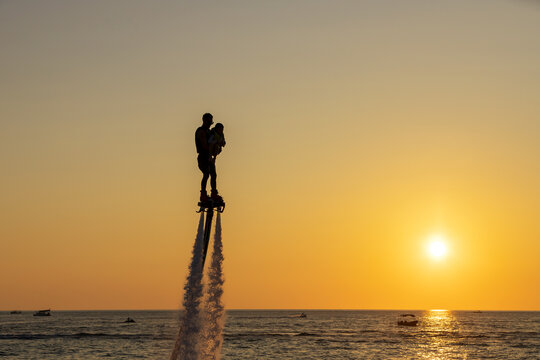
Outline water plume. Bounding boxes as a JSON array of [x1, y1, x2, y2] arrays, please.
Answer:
[[170, 213, 205, 360], [202, 212, 226, 360]]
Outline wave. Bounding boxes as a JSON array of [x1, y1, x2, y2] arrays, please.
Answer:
[[0, 333, 169, 341], [295, 332, 318, 336], [7, 328, 532, 342]]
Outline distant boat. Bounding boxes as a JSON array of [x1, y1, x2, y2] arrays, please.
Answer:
[[288, 312, 307, 318], [473, 310, 482, 313], [33, 309, 51, 317], [10, 310, 22, 314], [124, 317, 136, 323], [397, 314, 418, 326]]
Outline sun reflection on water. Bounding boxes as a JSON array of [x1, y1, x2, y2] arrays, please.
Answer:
[[427, 309, 451, 323], [416, 310, 464, 359]]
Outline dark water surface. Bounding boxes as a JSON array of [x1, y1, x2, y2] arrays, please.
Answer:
[[1, 310, 538, 359]]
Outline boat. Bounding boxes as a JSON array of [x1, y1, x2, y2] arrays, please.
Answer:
[[10, 310, 22, 314], [33, 309, 51, 317], [124, 317, 136, 323], [288, 312, 307, 318], [397, 314, 418, 326]]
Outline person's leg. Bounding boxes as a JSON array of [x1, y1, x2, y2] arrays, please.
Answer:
[[209, 161, 222, 200], [198, 155, 210, 200], [209, 161, 217, 192], [201, 173, 209, 191]]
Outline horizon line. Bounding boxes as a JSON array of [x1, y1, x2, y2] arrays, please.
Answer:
[[3, 308, 539, 312]]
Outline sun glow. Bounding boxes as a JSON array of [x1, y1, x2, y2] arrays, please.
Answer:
[[427, 234, 448, 259]]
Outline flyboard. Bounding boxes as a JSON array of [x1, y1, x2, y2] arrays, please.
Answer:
[[197, 198, 225, 269]]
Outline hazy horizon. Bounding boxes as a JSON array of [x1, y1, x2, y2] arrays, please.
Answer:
[[4, 308, 540, 312]]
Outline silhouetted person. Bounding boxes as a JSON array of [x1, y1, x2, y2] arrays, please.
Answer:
[[195, 113, 224, 202], [208, 122, 226, 157]]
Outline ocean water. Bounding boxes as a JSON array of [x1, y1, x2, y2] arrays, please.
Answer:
[[0, 310, 538, 359]]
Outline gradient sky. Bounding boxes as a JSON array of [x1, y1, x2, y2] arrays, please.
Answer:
[[1, 0, 539, 310]]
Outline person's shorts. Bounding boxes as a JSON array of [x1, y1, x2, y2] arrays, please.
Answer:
[[197, 154, 215, 174]]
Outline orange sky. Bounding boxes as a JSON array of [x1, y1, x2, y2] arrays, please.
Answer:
[[1, 0, 539, 310]]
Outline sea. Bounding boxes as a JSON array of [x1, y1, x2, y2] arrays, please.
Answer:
[[0, 310, 538, 359]]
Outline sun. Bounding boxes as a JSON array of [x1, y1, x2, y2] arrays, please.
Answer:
[[427, 234, 448, 259]]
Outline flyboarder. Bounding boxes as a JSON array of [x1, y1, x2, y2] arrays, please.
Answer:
[[195, 113, 224, 202], [195, 113, 225, 269]]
